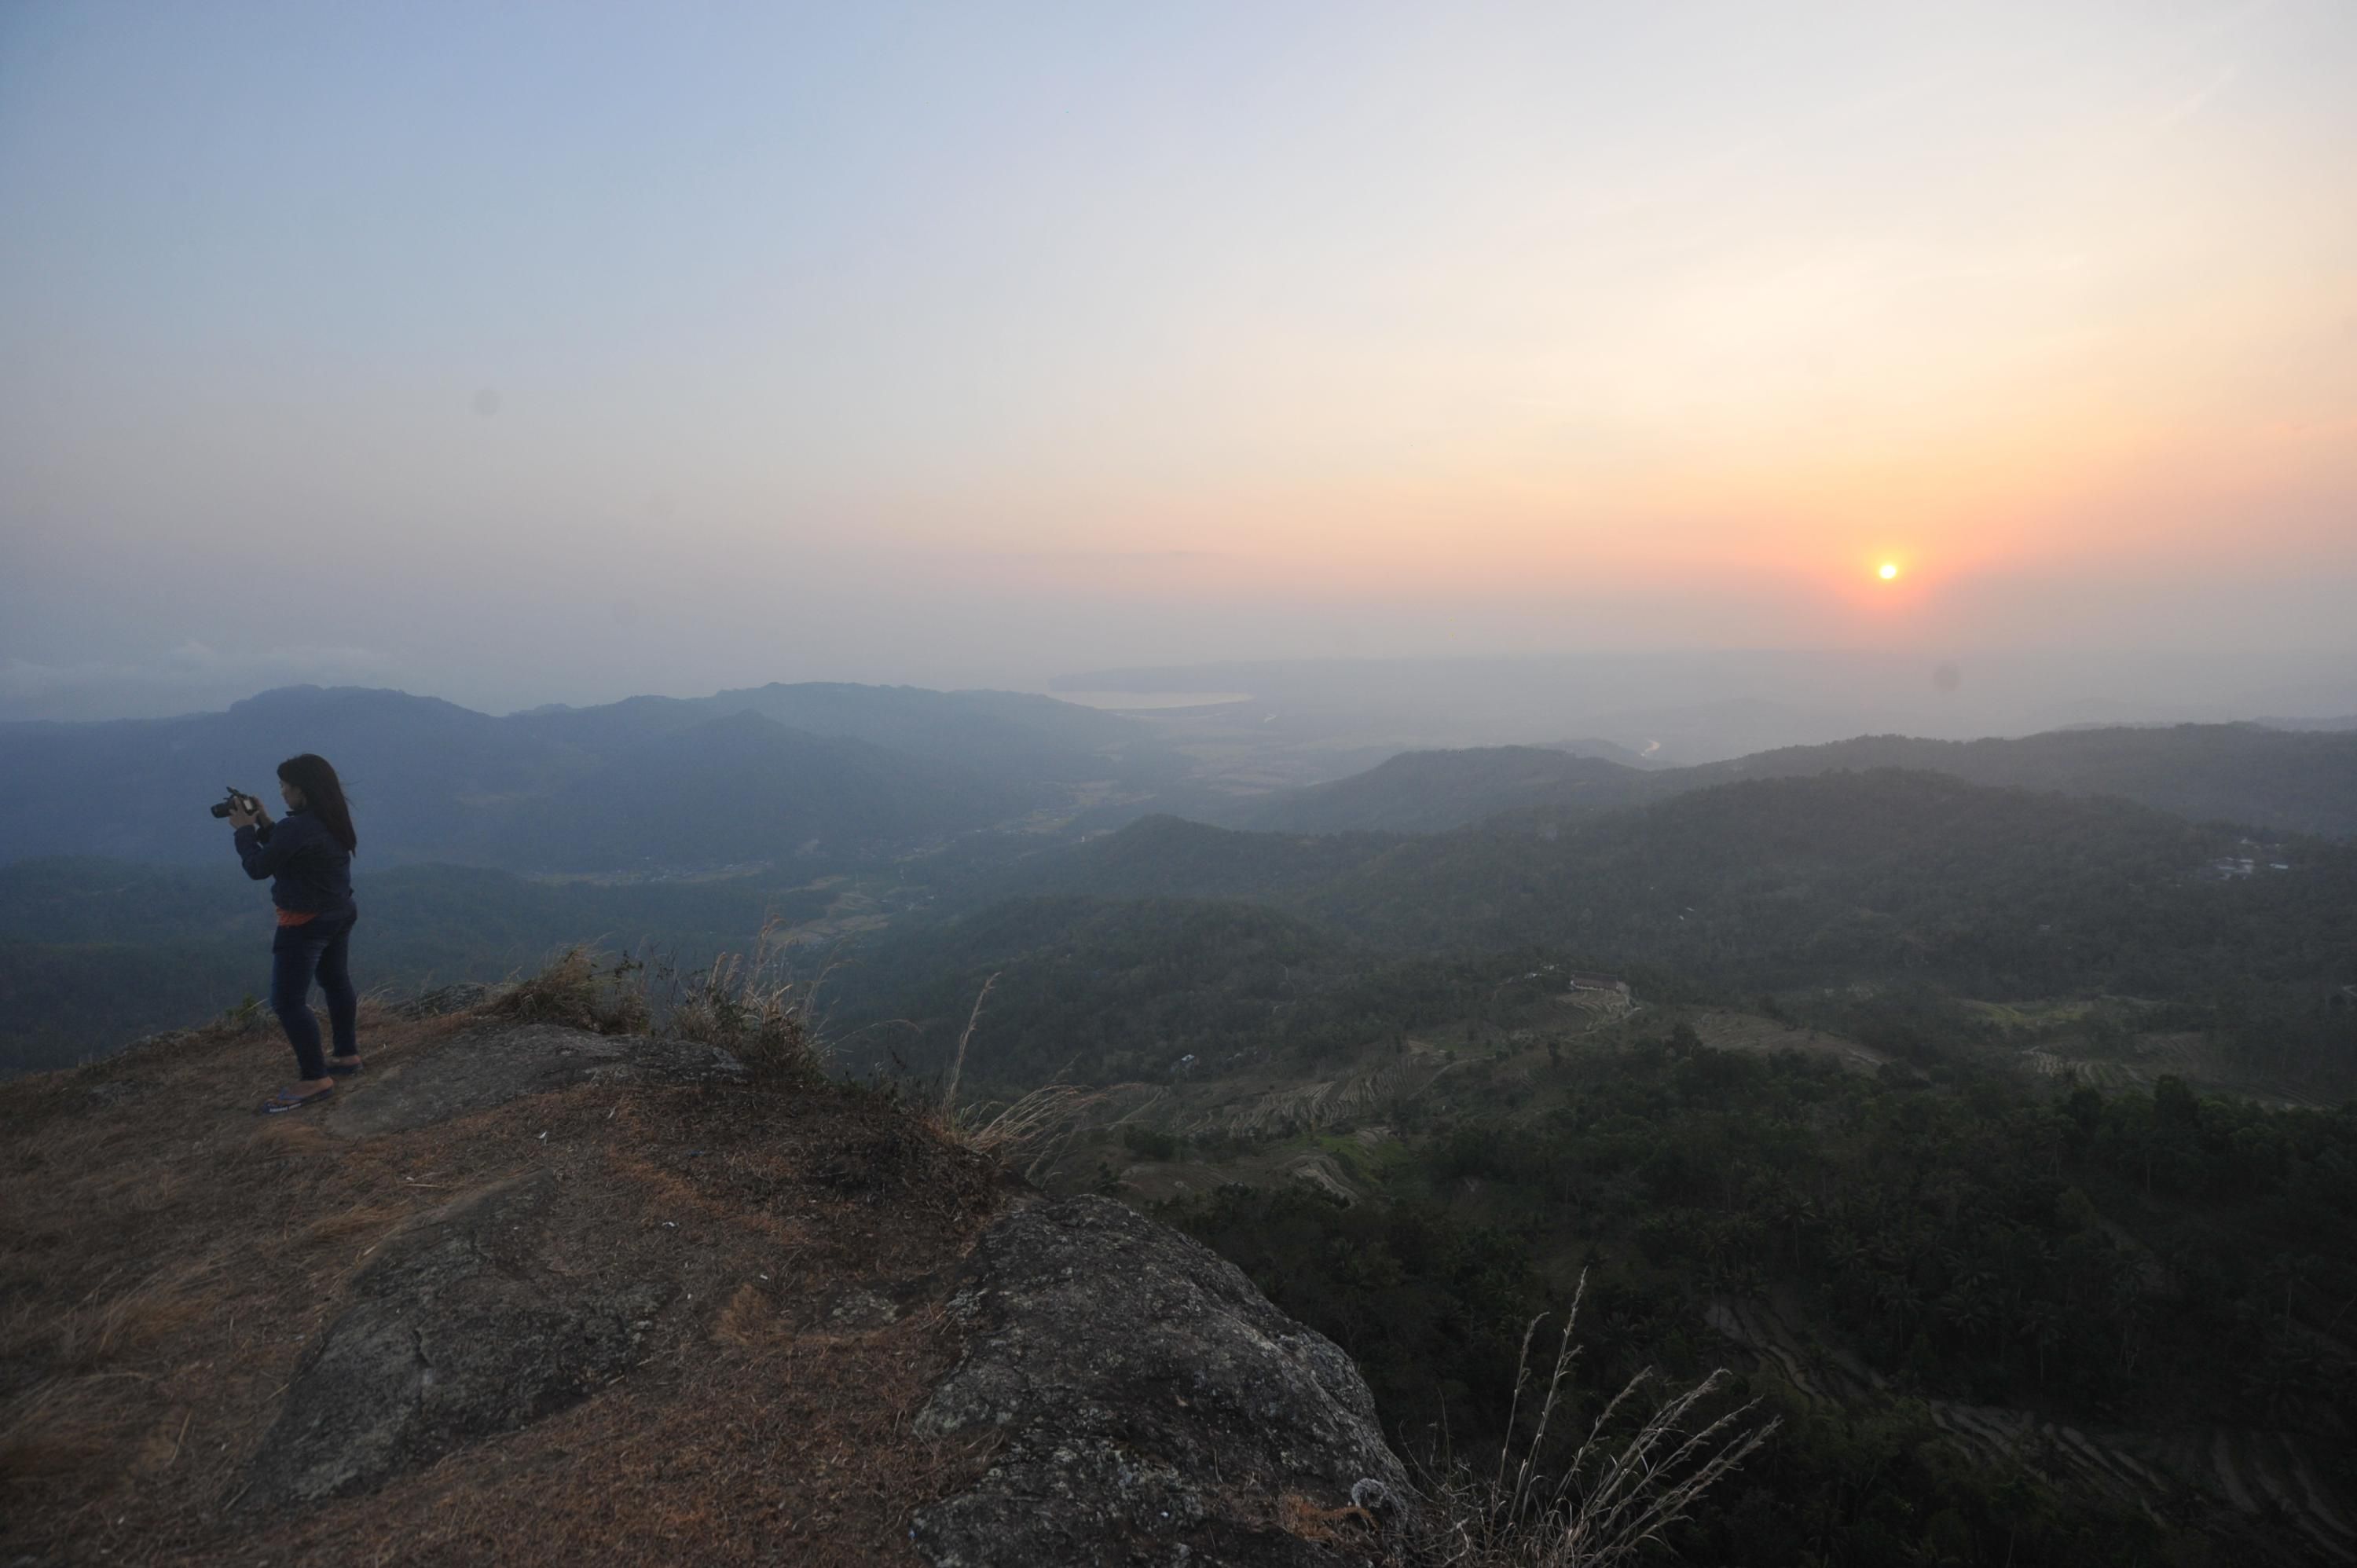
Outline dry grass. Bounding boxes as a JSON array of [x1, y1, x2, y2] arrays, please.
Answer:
[[937, 970, 999, 1118], [1279, 1490, 1378, 1544], [0, 1379, 134, 1482], [666, 923, 834, 1085], [0, 998, 456, 1559], [0, 987, 1010, 1566], [491, 945, 651, 1035], [47, 1260, 228, 1372], [947, 1085, 1103, 1175], [1420, 1277, 1778, 1568], [925, 971, 1104, 1177]]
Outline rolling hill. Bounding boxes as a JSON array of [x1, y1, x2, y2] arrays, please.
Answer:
[[1219, 723, 2357, 840], [1226, 745, 1651, 832], [990, 769, 2357, 1003], [1681, 723, 2357, 838]]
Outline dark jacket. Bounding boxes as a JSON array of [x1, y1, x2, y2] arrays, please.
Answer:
[[234, 808, 354, 915]]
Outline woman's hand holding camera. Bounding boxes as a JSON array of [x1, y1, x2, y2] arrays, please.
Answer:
[[228, 794, 271, 830]]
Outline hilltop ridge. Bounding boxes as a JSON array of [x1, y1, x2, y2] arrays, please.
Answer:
[[0, 988, 1414, 1566]]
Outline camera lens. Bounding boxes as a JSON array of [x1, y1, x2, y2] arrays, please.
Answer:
[[210, 801, 233, 818]]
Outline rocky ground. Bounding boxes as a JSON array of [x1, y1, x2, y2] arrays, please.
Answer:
[[0, 995, 1413, 1566]]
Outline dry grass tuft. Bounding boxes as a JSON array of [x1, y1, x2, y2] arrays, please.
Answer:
[[926, 973, 1102, 1175], [944, 1085, 1102, 1181], [493, 946, 651, 1035], [53, 1260, 227, 1372], [0, 1383, 127, 1482], [938, 971, 999, 1118], [667, 924, 832, 1086], [1421, 1275, 1778, 1568]]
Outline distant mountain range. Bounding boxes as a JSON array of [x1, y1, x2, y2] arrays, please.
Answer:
[[12, 676, 2352, 878], [987, 768, 2357, 995], [0, 682, 1171, 871], [1676, 725, 2357, 838], [1215, 723, 2357, 840]]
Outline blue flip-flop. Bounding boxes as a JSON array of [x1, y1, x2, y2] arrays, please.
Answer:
[[261, 1084, 335, 1114]]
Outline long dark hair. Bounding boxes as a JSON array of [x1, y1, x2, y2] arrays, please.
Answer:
[[278, 753, 357, 855]]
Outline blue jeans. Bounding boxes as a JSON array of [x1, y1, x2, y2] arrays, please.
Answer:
[[270, 907, 358, 1081]]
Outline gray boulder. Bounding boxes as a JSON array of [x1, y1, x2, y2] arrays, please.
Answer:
[[913, 1196, 1417, 1567], [242, 1173, 669, 1506]]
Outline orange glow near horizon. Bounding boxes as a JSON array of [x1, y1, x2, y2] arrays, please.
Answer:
[[6, 1, 2355, 687]]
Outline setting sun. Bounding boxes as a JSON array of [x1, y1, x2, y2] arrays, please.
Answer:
[[1879, 563, 1900, 581]]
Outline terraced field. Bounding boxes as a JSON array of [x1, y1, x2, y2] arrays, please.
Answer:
[[1684, 1009, 1889, 1072], [2020, 1031, 2330, 1109], [1706, 1294, 2357, 1563]]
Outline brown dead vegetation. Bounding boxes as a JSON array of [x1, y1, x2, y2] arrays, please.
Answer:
[[0, 990, 1012, 1566]]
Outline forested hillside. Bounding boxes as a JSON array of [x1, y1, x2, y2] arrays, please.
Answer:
[[813, 761, 2357, 1562], [826, 769, 2355, 1099], [1014, 772, 2355, 997], [1159, 1029, 2357, 1566]]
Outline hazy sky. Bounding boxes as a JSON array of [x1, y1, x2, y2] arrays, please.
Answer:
[[3, 2, 2353, 720]]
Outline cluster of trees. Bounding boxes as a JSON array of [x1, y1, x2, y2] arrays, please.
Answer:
[[1166, 1034, 2357, 1564]]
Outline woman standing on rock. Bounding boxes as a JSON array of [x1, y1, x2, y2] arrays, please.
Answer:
[[225, 753, 361, 1112]]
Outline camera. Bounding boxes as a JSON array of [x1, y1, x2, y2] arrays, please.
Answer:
[[208, 787, 258, 819]]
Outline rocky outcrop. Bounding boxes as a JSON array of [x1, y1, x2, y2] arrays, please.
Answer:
[[335, 1020, 745, 1134], [912, 1196, 1417, 1567], [92, 1009, 1405, 1555], [243, 1171, 669, 1506]]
